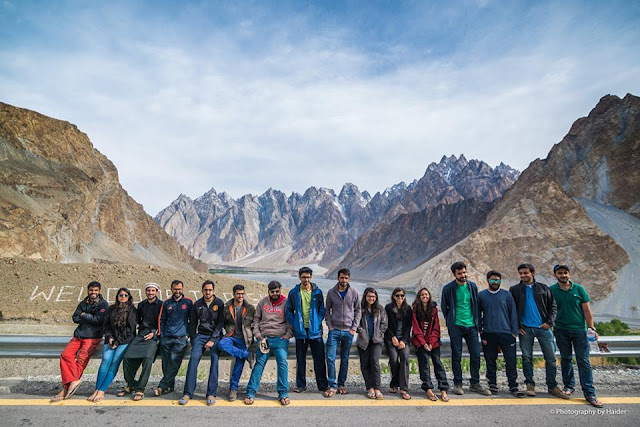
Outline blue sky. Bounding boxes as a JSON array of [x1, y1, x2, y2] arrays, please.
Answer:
[[1, 0, 639, 215]]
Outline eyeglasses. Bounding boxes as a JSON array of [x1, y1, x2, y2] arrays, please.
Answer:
[[489, 279, 501, 284], [394, 294, 405, 298], [118, 293, 129, 298]]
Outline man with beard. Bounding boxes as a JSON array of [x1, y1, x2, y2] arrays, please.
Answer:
[[155, 280, 193, 397], [550, 265, 604, 408], [120, 283, 163, 401], [244, 281, 294, 406], [478, 271, 523, 397], [51, 281, 109, 402], [219, 284, 256, 401], [179, 280, 225, 406]]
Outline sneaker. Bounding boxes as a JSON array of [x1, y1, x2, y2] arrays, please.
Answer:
[[489, 384, 499, 395], [247, 351, 256, 369], [526, 384, 536, 397], [469, 384, 492, 396], [548, 386, 570, 400], [178, 395, 190, 405], [451, 385, 464, 395], [228, 389, 237, 402]]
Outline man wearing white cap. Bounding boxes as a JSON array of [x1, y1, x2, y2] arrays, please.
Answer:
[[119, 283, 163, 401]]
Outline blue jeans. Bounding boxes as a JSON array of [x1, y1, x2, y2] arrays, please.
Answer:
[[218, 336, 249, 391], [519, 326, 557, 388], [183, 334, 220, 398], [95, 343, 129, 392], [325, 329, 354, 389], [449, 324, 481, 385], [246, 336, 289, 399], [554, 328, 595, 398]]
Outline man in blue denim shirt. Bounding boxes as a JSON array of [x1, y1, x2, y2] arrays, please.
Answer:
[[509, 264, 568, 400]]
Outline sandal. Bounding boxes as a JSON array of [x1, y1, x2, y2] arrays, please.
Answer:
[[117, 387, 133, 397], [133, 392, 144, 401], [587, 397, 604, 408], [400, 390, 412, 400], [153, 387, 173, 396], [65, 380, 82, 399], [366, 389, 376, 399], [323, 388, 336, 398], [388, 387, 398, 394], [426, 389, 438, 401], [374, 390, 384, 400], [279, 397, 290, 406], [337, 387, 348, 395], [244, 397, 254, 405], [562, 387, 574, 396], [440, 391, 450, 402], [50, 390, 66, 402]]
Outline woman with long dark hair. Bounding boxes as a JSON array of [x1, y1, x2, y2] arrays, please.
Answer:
[[412, 287, 449, 402], [87, 287, 137, 402], [384, 287, 412, 400], [356, 287, 388, 400]]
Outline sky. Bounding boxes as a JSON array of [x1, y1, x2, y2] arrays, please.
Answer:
[[1, 0, 639, 215]]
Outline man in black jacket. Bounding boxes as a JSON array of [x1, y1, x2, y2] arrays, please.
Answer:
[[51, 281, 108, 402], [179, 280, 225, 406], [509, 263, 567, 399], [121, 283, 163, 401], [440, 262, 491, 396]]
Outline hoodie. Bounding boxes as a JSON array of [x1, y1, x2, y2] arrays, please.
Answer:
[[252, 295, 293, 340]]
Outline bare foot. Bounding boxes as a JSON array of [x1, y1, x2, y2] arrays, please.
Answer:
[[87, 390, 98, 402], [50, 389, 66, 402], [93, 391, 105, 402]]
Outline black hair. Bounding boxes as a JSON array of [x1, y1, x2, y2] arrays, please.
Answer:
[[298, 267, 313, 277], [233, 284, 245, 294], [337, 268, 351, 277], [202, 280, 214, 289], [361, 287, 381, 316], [486, 270, 502, 279], [517, 263, 535, 274], [171, 280, 184, 288], [390, 287, 410, 315], [87, 281, 101, 290], [268, 280, 282, 290], [111, 287, 133, 327], [412, 287, 434, 324], [451, 261, 467, 273]]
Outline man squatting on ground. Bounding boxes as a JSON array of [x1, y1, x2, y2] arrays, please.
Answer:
[[551, 264, 604, 408], [286, 266, 329, 394], [120, 282, 163, 401], [156, 280, 193, 397], [324, 268, 361, 397], [51, 281, 109, 402], [477, 270, 524, 397], [179, 280, 225, 405], [509, 264, 568, 400], [218, 284, 256, 402], [244, 280, 294, 406], [440, 262, 491, 396]]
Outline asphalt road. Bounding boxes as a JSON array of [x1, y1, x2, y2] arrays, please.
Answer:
[[1, 392, 638, 427]]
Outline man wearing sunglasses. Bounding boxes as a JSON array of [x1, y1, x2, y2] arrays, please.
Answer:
[[478, 271, 523, 397], [441, 261, 491, 396]]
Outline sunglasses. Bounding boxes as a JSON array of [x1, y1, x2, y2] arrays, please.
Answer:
[[489, 279, 501, 284], [394, 294, 405, 298], [118, 293, 129, 298]]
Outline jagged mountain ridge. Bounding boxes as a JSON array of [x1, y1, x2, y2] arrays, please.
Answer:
[[155, 155, 519, 268], [0, 102, 208, 272]]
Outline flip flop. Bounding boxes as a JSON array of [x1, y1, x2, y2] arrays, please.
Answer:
[[337, 387, 348, 395], [117, 387, 133, 397], [366, 389, 376, 399], [400, 391, 412, 400], [374, 390, 384, 400], [279, 397, 290, 406], [426, 390, 438, 401], [133, 392, 144, 401], [323, 388, 336, 398], [388, 387, 398, 394], [64, 381, 82, 399], [440, 391, 450, 402]]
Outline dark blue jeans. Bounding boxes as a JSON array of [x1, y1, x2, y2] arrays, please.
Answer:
[[554, 328, 595, 398], [183, 334, 220, 398], [482, 332, 518, 390], [295, 331, 328, 391], [449, 324, 481, 386], [158, 336, 187, 391], [326, 329, 354, 389]]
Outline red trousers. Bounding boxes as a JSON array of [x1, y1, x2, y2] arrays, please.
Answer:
[[60, 337, 102, 385]]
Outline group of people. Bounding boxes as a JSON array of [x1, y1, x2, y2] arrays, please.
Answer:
[[51, 262, 604, 408]]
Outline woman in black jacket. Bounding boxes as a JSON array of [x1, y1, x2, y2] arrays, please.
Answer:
[[384, 287, 413, 400], [87, 287, 137, 402]]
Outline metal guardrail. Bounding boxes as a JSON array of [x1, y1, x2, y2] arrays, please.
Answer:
[[1, 335, 639, 359]]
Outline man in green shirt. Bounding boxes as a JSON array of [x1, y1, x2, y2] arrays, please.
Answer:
[[550, 264, 603, 408]]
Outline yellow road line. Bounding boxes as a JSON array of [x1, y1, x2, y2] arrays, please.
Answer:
[[0, 397, 638, 407]]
